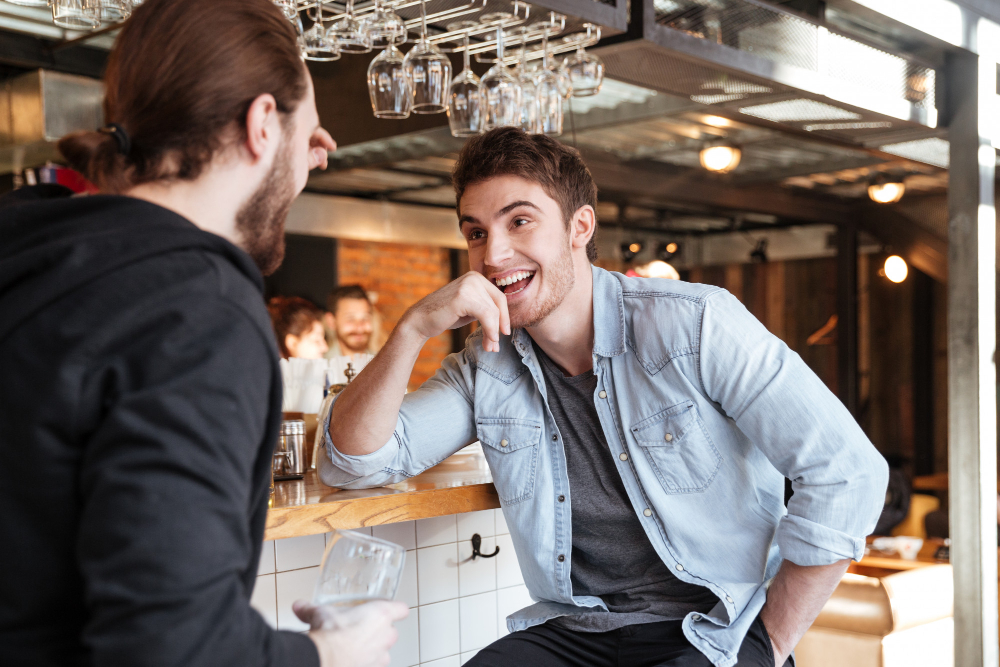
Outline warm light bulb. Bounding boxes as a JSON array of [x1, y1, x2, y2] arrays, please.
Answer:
[[868, 181, 905, 204], [699, 145, 741, 173], [629, 243, 642, 253], [884, 255, 908, 283], [665, 242, 678, 254]]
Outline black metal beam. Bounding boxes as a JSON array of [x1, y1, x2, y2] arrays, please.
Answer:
[[0, 30, 107, 79], [836, 221, 858, 416]]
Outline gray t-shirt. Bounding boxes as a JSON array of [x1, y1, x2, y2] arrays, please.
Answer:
[[532, 341, 718, 632]]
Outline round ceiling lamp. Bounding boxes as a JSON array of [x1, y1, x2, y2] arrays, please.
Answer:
[[699, 144, 742, 173], [868, 174, 906, 204], [884, 255, 908, 283]]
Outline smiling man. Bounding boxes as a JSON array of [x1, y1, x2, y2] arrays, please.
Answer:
[[322, 128, 888, 667]]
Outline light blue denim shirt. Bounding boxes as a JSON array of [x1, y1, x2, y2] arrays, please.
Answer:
[[322, 266, 888, 667]]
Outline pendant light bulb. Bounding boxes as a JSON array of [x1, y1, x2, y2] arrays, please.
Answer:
[[868, 175, 906, 204], [884, 255, 908, 283], [699, 144, 741, 173]]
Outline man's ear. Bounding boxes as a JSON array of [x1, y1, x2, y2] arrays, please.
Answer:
[[244, 93, 280, 164], [284, 333, 299, 358], [570, 205, 597, 251]]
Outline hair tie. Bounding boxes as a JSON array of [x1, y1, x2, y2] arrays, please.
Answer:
[[98, 123, 131, 156]]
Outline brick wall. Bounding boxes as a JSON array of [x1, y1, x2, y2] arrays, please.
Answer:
[[337, 239, 453, 391]]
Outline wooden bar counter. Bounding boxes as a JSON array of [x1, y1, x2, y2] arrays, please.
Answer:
[[265, 446, 499, 541]]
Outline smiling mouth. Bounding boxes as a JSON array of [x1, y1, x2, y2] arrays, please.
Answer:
[[494, 270, 536, 296]]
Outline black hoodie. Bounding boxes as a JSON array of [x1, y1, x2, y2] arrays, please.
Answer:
[[0, 194, 318, 667]]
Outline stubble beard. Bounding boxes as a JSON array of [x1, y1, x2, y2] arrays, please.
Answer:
[[508, 241, 576, 329], [235, 137, 296, 276]]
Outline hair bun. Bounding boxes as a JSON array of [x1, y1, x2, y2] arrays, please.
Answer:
[[57, 130, 128, 193]]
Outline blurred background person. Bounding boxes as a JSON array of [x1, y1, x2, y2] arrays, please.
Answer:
[[323, 285, 381, 358], [269, 296, 329, 359]]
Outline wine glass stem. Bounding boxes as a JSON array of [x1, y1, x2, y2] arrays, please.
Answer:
[[419, 0, 427, 41], [496, 26, 504, 63], [542, 31, 549, 69], [345, 0, 352, 16], [463, 33, 471, 72]]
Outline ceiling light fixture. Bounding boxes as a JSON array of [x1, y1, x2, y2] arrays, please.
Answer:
[[657, 242, 680, 261], [621, 241, 643, 261], [883, 255, 908, 283], [868, 174, 906, 204], [699, 144, 742, 173], [750, 239, 768, 263]]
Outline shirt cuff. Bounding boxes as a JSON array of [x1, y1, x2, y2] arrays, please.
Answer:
[[271, 630, 320, 667], [322, 396, 400, 478], [776, 513, 867, 566]]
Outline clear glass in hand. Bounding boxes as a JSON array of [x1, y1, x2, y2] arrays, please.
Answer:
[[313, 530, 406, 607]]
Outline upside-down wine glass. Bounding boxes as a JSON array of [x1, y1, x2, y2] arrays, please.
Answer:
[[368, 43, 412, 118], [560, 25, 604, 97], [98, 0, 131, 22], [302, 1, 341, 61], [403, 0, 451, 114], [512, 27, 540, 133], [273, 0, 298, 20], [447, 21, 483, 137], [479, 20, 521, 130], [360, 0, 407, 49], [533, 25, 565, 136], [52, 0, 101, 29], [328, 0, 372, 54]]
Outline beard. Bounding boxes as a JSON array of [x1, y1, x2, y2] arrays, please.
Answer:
[[509, 242, 576, 329], [235, 138, 296, 276]]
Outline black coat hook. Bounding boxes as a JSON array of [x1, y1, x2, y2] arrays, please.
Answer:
[[469, 533, 500, 561]]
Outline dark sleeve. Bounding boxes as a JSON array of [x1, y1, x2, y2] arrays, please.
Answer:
[[74, 295, 318, 667]]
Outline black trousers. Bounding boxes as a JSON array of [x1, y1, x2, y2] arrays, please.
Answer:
[[466, 615, 793, 667]]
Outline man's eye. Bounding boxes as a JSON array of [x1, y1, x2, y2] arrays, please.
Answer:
[[469, 229, 485, 240], [513, 218, 529, 227]]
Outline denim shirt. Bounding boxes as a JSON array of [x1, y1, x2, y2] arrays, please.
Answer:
[[322, 266, 888, 667]]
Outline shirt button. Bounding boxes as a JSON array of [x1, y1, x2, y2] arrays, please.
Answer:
[[552, 435, 558, 441], [558, 554, 565, 562], [675, 564, 684, 571], [664, 433, 673, 442], [619, 453, 628, 461], [558, 495, 566, 502], [599, 390, 607, 399], [500, 439, 509, 447], [726, 596, 734, 603], [643, 508, 652, 517]]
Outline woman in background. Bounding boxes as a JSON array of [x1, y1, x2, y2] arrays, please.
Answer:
[[268, 296, 329, 359]]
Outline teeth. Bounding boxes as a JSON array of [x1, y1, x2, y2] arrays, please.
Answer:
[[495, 270, 533, 287]]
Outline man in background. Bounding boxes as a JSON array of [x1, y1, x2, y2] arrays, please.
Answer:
[[324, 285, 381, 357], [0, 0, 404, 665]]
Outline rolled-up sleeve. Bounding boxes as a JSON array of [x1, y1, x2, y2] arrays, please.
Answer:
[[321, 343, 479, 489], [698, 290, 888, 566]]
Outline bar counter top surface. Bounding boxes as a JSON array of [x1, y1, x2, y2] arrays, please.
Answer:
[[265, 445, 499, 541]]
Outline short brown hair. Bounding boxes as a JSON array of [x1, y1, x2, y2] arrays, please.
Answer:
[[452, 128, 598, 261], [58, 0, 307, 193], [326, 285, 372, 315], [268, 296, 323, 359]]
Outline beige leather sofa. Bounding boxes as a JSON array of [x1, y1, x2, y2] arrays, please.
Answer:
[[795, 565, 953, 667]]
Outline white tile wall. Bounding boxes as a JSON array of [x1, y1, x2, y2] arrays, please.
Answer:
[[254, 514, 527, 666]]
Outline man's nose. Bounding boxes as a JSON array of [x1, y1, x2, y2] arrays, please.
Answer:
[[484, 231, 514, 267]]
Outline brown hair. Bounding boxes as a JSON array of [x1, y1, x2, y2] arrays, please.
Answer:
[[326, 284, 372, 315], [268, 296, 323, 359], [58, 0, 307, 193], [452, 127, 599, 261]]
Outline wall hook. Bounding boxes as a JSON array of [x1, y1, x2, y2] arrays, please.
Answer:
[[468, 533, 500, 561]]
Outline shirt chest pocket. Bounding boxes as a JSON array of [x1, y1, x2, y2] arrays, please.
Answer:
[[630, 402, 722, 493], [476, 418, 542, 505]]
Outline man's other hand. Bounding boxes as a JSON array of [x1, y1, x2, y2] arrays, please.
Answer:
[[295, 599, 409, 667]]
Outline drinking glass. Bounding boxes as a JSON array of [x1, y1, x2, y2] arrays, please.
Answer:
[[447, 23, 483, 137], [511, 28, 539, 133], [99, 0, 131, 22], [403, 0, 451, 114], [328, 0, 372, 54], [533, 29, 564, 136], [361, 0, 407, 48], [560, 28, 604, 97], [301, 1, 341, 61], [273, 0, 298, 20], [313, 530, 406, 607], [52, 0, 101, 29], [479, 25, 521, 130], [368, 44, 412, 119]]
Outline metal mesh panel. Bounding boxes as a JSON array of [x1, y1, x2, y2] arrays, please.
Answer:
[[878, 138, 950, 169], [652, 0, 936, 114]]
